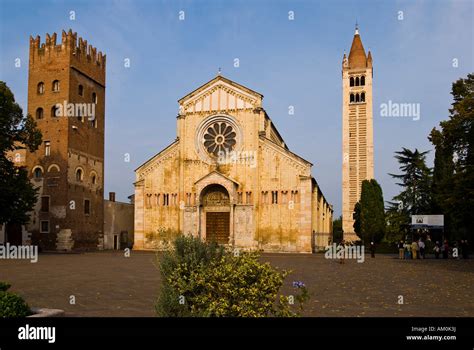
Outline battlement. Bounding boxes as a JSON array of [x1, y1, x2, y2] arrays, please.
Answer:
[[29, 29, 106, 70]]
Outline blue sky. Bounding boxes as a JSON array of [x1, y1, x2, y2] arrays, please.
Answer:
[[0, 0, 473, 216]]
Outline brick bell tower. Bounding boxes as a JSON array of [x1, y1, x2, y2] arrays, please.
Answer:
[[341, 25, 374, 241], [26, 29, 106, 250]]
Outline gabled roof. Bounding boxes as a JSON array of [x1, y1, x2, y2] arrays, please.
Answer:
[[178, 75, 263, 104], [194, 170, 240, 187]]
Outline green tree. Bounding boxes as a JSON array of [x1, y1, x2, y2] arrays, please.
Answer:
[[352, 202, 361, 237], [0, 81, 42, 224], [429, 73, 474, 241], [388, 148, 432, 216], [332, 215, 343, 242], [354, 179, 386, 243]]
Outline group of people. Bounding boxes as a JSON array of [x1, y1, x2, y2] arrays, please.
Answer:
[[398, 239, 470, 260]]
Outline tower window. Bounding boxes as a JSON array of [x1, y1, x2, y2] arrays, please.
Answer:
[[37, 82, 45, 94], [361, 92, 365, 102], [272, 191, 278, 204], [51, 105, 60, 117], [349, 77, 354, 87], [361, 76, 365, 86], [355, 77, 360, 86], [33, 167, 43, 179], [92, 175, 96, 185], [40, 220, 50, 233], [36, 107, 44, 120], [52, 80, 60, 92], [92, 92, 97, 104], [76, 168, 83, 182], [45, 141, 51, 156], [350, 94, 354, 103], [84, 200, 90, 215], [78, 84, 84, 96], [355, 94, 360, 103]]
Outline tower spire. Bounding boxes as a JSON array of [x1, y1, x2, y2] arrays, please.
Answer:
[[355, 20, 359, 35]]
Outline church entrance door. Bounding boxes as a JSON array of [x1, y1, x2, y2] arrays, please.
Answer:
[[201, 184, 231, 245], [206, 212, 230, 244]]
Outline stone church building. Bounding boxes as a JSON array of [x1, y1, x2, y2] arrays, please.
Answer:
[[134, 76, 333, 253]]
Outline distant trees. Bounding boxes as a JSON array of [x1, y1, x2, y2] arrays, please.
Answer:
[[353, 179, 385, 244]]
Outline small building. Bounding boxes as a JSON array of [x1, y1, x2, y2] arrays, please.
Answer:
[[104, 192, 134, 250]]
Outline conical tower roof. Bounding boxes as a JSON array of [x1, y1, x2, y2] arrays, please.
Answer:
[[348, 27, 367, 69]]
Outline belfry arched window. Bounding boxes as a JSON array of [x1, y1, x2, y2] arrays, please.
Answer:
[[350, 77, 354, 87], [361, 76, 365, 86], [350, 93, 355, 103], [355, 94, 360, 103], [355, 77, 360, 86], [361, 92, 365, 102]]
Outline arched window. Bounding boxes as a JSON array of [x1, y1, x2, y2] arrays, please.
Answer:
[[78, 84, 84, 96], [361, 76, 365, 86], [51, 105, 60, 117], [92, 92, 97, 104], [52, 80, 60, 92], [47, 164, 60, 173], [355, 94, 360, 103], [76, 168, 83, 182], [349, 77, 354, 87], [361, 92, 365, 102], [33, 167, 43, 179], [37, 82, 44, 94], [355, 77, 360, 86], [350, 94, 355, 103], [36, 107, 44, 119], [90, 171, 97, 185]]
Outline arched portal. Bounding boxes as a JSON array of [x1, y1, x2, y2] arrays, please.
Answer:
[[201, 184, 231, 244]]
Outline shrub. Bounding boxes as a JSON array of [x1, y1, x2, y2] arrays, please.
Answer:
[[0, 282, 31, 317], [0, 282, 11, 292], [156, 235, 309, 317]]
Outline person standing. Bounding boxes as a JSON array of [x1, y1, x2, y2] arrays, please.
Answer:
[[411, 241, 418, 260], [398, 240, 404, 259], [339, 240, 345, 265], [370, 242, 375, 258], [434, 241, 441, 259], [442, 240, 449, 259], [418, 239, 426, 259], [405, 241, 411, 259]]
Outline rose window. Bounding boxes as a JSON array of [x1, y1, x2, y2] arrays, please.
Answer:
[[203, 122, 237, 156]]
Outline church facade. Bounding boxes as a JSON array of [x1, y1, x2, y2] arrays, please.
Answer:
[[133, 76, 333, 253]]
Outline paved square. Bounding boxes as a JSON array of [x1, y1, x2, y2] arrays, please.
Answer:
[[0, 251, 472, 316]]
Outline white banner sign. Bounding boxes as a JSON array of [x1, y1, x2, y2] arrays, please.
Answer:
[[411, 215, 444, 227]]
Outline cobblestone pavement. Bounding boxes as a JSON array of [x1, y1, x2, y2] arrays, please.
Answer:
[[1, 251, 472, 317]]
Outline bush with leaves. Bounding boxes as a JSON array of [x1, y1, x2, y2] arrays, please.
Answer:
[[156, 236, 309, 317], [0, 282, 31, 317]]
